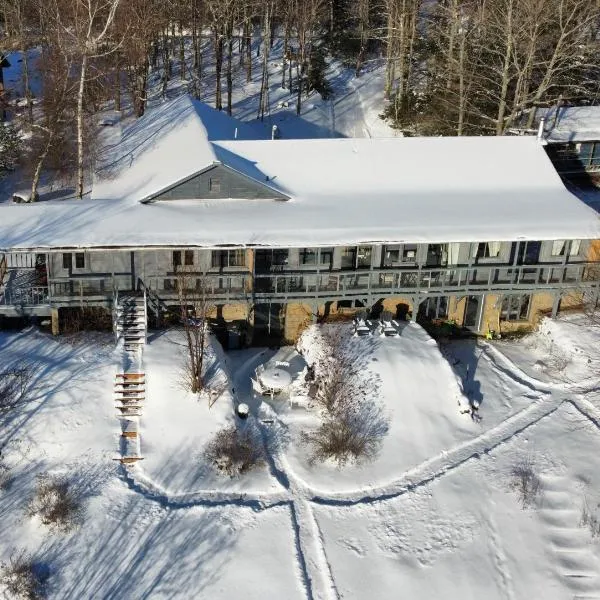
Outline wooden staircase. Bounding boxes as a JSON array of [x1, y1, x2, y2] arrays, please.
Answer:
[[115, 292, 147, 352], [114, 371, 145, 464]]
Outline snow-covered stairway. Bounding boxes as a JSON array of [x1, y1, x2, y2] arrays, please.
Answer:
[[539, 474, 600, 599], [115, 372, 145, 464], [115, 292, 147, 352]]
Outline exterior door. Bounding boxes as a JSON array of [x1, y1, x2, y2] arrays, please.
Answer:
[[463, 295, 481, 329]]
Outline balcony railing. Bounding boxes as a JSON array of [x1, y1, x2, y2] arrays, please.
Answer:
[[0, 286, 49, 307], [251, 263, 597, 298], [9, 261, 595, 309]]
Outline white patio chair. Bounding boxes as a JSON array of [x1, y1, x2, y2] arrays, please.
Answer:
[[275, 360, 290, 368]]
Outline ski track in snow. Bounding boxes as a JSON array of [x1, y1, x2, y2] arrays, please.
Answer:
[[120, 342, 600, 600]]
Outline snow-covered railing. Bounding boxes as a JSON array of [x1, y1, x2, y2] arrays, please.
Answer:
[[0, 286, 49, 306], [0, 254, 6, 285], [251, 263, 599, 298], [42, 262, 600, 307]]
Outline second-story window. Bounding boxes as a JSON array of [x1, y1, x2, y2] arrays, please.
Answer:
[[173, 250, 182, 268], [473, 242, 501, 259], [184, 250, 194, 265], [517, 241, 542, 265], [209, 177, 221, 193], [212, 249, 246, 268], [300, 248, 317, 265], [63, 252, 85, 269]]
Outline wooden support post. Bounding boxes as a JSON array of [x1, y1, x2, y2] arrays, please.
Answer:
[[551, 293, 561, 318], [51, 307, 60, 335]]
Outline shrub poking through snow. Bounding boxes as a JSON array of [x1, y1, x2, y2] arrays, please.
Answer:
[[0, 550, 48, 600], [580, 497, 600, 539], [510, 456, 542, 509], [27, 474, 82, 532], [302, 399, 389, 467], [0, 363, 34, 417], [0, 462, 11, 491], [299, 325, 389, 467], [204, 425, 264, 477]]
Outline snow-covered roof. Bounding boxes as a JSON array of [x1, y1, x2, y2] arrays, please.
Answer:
[[0, 96, 599, 251], [539, 105, 600, 144], [92, 94, 266, 203]]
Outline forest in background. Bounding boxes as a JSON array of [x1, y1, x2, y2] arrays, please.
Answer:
[[1, 0, 600, 200]]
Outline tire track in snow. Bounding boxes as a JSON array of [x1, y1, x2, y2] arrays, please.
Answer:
[[310, 392, 563, 506]]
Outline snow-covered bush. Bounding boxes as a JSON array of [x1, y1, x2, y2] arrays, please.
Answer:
[[204, 425, 264, 477], [298, 324, 389, 467], [27, 474, 82, 532], [0, 363, 33, 417], [302, 398, 389, 467], [0, 122, 22, 175], [510, 456, 542, 509], [0, 462, 11, 491], [0, 550, 48, 600]]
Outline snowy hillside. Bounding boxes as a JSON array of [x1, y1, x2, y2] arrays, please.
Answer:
[[1, 315, 600, 598]]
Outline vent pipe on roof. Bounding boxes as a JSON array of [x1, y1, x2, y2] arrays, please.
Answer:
[[234, 127, 238, 139], [537, 117, 546, 143]]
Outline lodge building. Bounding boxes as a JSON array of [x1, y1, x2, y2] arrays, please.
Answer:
[[1, 95, 599, 345]]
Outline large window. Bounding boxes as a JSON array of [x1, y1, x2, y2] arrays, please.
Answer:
[[382, 244, 417, 267], [517, 241, 541, 265], [62, 252, 85, 270], [212, 249, 246, 268], [341, 245, 372, 269], [300, 248, 317, 265], [473, 242, 501, 259], [551, 239, 582, 258], [301, 247, 334, 268], [501, 294, 530, 321], [419, 296, 448, 320]]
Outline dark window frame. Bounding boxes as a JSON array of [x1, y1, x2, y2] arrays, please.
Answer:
[[501, 294, 531, 321]]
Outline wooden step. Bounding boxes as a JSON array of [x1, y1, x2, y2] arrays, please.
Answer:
[[115, 373, 145, 379], [116, 456, 144, 464]]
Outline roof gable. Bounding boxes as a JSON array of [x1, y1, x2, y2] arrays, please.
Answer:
[[144, 163, 289, 202]]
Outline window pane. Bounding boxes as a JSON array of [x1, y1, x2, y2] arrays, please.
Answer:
[[211, 251, 223, 268], [357, 246, 372, 268], [301, 248, 317, 265], [62, 253, 72, 269], [209, 178, 221, 192], [569, 240, 581, 256], [173, 251, 182, 267], [551, 240, 565, 256], [383, 245, 400, 266], [319, 248, 333, 266], [403, 244, 417, 262], [341, 247, 356, 269], [230, 249, 245, 267], [184, 250, 194, 265], [518, 295, 530, 319], [75, 253, 85, 269]]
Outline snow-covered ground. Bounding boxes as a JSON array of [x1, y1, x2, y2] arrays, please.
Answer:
[[2, 314, 600, 598]]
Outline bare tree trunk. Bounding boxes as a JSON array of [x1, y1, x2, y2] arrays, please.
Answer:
[[22, 49, 33, 124], [76, 53, 88, 199], [258, 4, 271, 120], [246, 18, 252, 81], [214, 27, 223, 110], [496, 0, 514, 135], [226, 19, 233, 115], [179, 21, 186, 80]]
